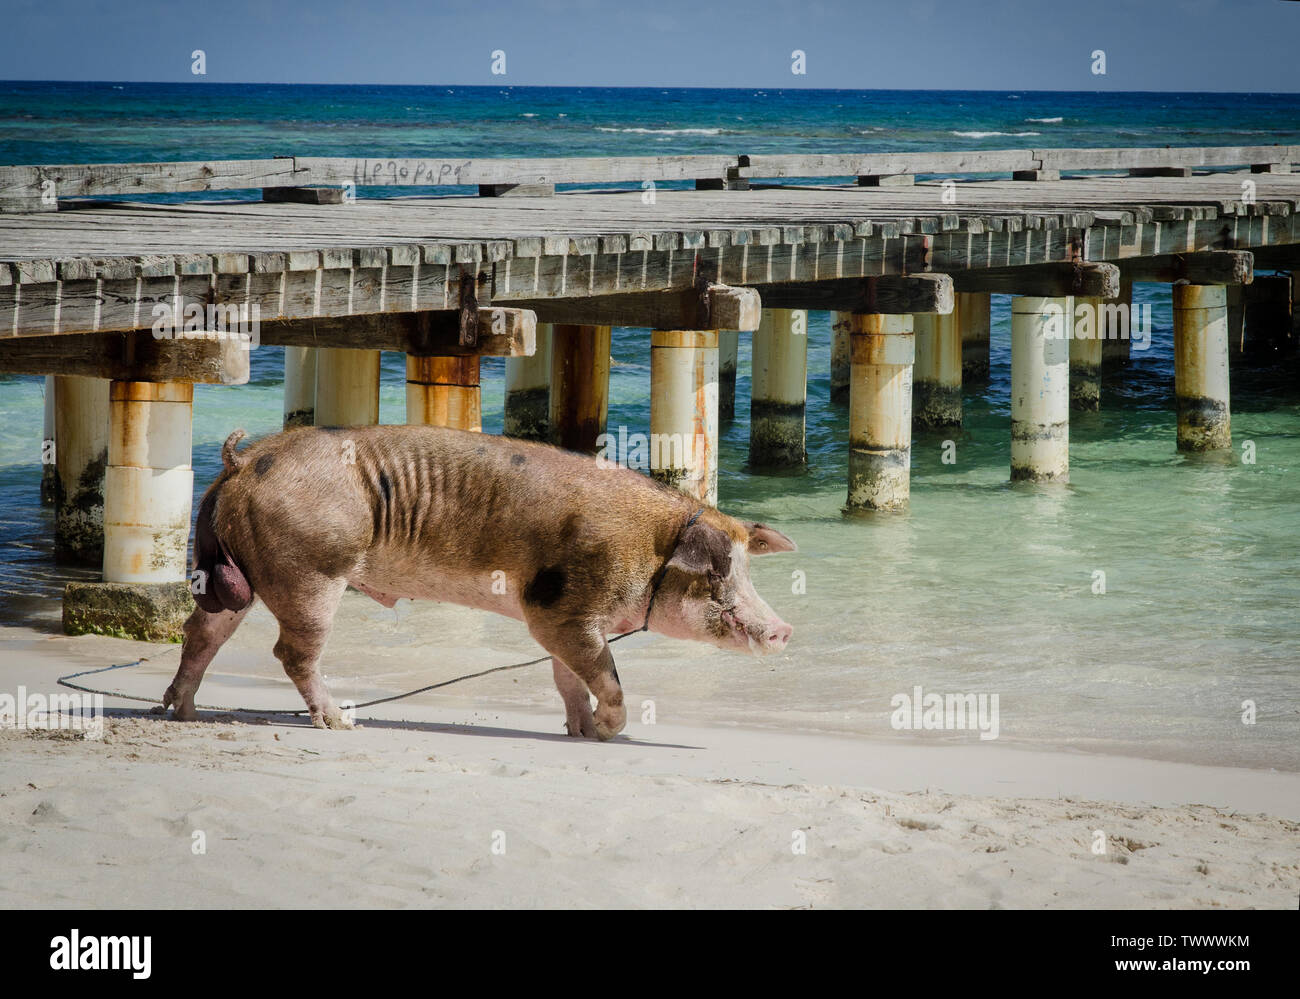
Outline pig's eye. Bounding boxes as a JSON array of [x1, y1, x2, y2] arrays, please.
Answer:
[[757, 540, 768, 551]]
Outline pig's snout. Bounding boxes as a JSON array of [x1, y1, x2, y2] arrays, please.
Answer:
[[756, 618, 792, 654]]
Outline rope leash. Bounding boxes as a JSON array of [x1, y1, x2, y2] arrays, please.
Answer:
[[57, 638, 628, 718], [56, 507, 705, 720]]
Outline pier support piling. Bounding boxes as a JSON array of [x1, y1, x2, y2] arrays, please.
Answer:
[[316, 348, 380, 427], [830, 312, 852, 403], [63, 380, 196, 642], [1101, 278, 1133, 368], [315, 348, 379, 426], [283, 346, 317, 427], [548, 324, 610, 454], [102, 381, 194, 585], [406, 355, 482, 432], [912, 310, 962, 429], [749, 309, 808, 468], [1292, 271, 1300, 342], [1237, 275, 1293, 360], [650, 330, 719, 506], [504, 322, 552, 440], [52, 375, 110, 565], [847, 313, 914, 512], [1173, 282, 1231, 452], [1070, 296, 1103, 411], [41, 375, 56, 505], [1010, 296, 1071, 483], [718, 330, 739, 421], [958, 292, 991, 382]]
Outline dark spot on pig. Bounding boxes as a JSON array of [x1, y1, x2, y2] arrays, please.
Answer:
[[320, 426, 347, 435], [254, 454, 274, 477], [611, 665, 621, 686], [379, 472, 392, 504], [511, 454, 526, 466], [476, 445, 487, 456], [524, 567, 565, 607]]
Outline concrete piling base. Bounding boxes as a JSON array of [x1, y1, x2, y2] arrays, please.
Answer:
[[650, 329, 719, 506], [1011, 296, 1070, 482], [847, 313, 914, 511], [1173, 282, 1231, 452], [750, 309, 808, 468], [62, 580, 193, 643]]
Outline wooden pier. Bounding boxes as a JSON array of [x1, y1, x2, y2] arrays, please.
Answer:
[[2, 144, 1297, 638]]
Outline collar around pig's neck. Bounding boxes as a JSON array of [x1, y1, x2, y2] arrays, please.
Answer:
[[636, 506, 705, 636]]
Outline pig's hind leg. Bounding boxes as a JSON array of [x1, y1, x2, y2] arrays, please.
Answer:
[[262, 575, 353, 730], [551, 657, 597, 738], [163, 604, 254, 721]]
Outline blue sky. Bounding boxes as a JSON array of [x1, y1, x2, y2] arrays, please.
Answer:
[[2, 0, 1298, 91]]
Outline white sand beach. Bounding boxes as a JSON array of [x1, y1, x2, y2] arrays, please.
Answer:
[[2, 624, 1297, 909]]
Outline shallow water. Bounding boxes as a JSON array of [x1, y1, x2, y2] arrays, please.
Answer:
[[1, 84, 1298, 771]]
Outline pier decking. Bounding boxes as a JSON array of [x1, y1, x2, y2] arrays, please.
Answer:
[[2, 145, 1297, 639]]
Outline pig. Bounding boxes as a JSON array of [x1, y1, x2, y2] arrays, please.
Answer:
[[163, 425, 795, 740]]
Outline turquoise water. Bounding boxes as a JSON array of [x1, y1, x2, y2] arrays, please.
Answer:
[[1, 84, 1298, 770]]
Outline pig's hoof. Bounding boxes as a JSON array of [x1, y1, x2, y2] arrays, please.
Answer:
[[311, 707, 355, 731], [564, 717, 598, 739], [593, 704, 626, 741], [162, 685, 198, 722]]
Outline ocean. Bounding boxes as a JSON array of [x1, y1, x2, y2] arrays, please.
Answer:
[[1, 83, 1298, 770]]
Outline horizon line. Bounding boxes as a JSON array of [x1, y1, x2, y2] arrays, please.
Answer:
[[3, 79, 1300, 97]]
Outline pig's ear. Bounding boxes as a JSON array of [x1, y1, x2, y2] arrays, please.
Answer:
[[666, 523, 733, 579], [741, 522, 798, 555]]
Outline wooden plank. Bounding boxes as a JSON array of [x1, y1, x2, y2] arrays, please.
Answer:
[[504, 284, 760, 331], [1248, 244, 1300, 270], [756, 273, 954, 314], [1036, 145, 1300, 172], [258, 308, 535, 355], [0, 330, 250, 383], [297, 155, 740, 188], [1119, 250, 1253, 285], [953, 261, 1120, 297], [740, 149, 1038, 179], [0, 159, 302, 202]]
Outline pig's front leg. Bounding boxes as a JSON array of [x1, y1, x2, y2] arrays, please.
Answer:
[[163, 602, 253, 721], [529, 618, 625, 741], [551, 657, 597, 738]]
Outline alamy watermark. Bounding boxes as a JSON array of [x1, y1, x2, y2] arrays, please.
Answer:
[[595, 427, 710, 478], [890, 685, 999, 741], [1040, 299, 1151, 352], [0, 687, 104, 740], [151, 299, 260, 348]]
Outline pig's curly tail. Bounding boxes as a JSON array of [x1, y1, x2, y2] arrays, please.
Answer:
[[221, 429, 248, 472]]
